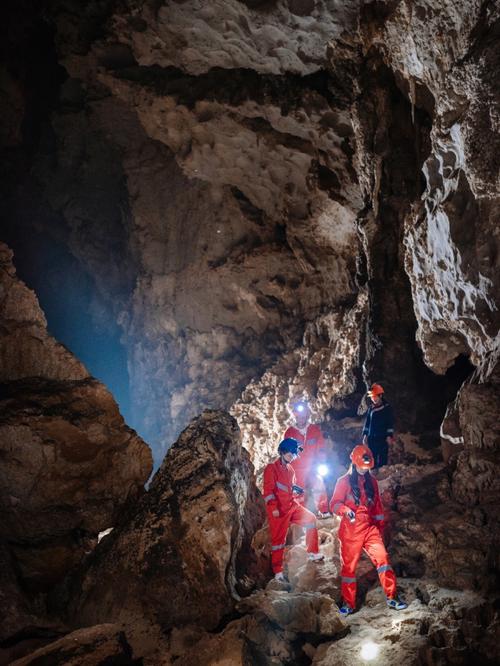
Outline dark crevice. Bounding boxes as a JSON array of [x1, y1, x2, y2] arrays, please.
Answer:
[[115, 64, 356, 113], [356, 59, 467, 440]]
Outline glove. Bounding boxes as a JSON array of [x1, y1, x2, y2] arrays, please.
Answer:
[[292, 484, 304, 495], [345, 509, 356, 523]]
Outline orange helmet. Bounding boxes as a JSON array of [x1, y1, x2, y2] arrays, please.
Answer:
[[350, 444, 374, 470], [367, 383, 384, 398]]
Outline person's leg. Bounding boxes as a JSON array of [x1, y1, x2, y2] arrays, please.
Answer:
[[290, 504, 319, 553], [368, 437, 385, 469], [269, 512, 291, 574], [339, 531, 364, 609], [311, 475, 328, 514], [363, 525, 397, 599], [379, 438, 389, 467]]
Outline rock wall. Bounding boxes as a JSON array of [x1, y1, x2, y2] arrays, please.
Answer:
[[0, 242, 152, 640], [63, 410, 265, 636], [7, 0, 491, 468]]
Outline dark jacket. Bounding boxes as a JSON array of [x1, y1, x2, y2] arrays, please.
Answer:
[[362, 400, 394, 440]]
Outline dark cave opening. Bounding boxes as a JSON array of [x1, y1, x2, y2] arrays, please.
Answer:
[[2, 227, 135, 431], [0, 2, 144, 440], [356, 61, 474, 448]]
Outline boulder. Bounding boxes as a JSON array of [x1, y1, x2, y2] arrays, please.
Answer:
[[9, 624, 140, 666], [237, 589, 347, 638], [67, 410, 265, 634]]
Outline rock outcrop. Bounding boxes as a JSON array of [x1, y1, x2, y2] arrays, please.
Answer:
[[9, 624, 139, 666], [65, 410, 265, 636], [0, 242, 152, 637]]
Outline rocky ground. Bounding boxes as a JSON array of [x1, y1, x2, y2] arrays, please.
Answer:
[[1, 406, 498, 665]]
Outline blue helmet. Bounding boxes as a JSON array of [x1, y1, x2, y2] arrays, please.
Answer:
[[278, 438, 303, 455]]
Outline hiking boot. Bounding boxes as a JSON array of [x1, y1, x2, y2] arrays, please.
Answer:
[[308, 552, 325, 562], [339, 603, 354, 616], [274, 572, 287, 581], [386, 596, 407, 610]]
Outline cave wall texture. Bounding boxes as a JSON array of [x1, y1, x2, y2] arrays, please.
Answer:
[[0, 0, 499, 663], [1, 0, 498, 468]]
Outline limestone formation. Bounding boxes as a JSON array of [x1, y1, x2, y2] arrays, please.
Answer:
[[0, 242, 152, 618], [9, 624, 139, 666], [66, 410, 265, 635], [0, 0, 499, 663]]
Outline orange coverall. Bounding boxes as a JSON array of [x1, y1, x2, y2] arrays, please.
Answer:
[[263, 458, 319, 573], [284, 424, 328, 512], [330, 472, 397, 608]]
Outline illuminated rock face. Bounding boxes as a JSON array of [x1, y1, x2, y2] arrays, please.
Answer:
[[65, 411, 265, 633], [9, 0, 492, 468], [0, 243, 152, 604], [0, 1, 499, 662]]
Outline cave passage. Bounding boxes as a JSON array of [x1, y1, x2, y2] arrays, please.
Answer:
[[3, 227, 138, 435]]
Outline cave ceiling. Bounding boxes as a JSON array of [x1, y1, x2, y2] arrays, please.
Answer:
[[0, 0, 498, 466]]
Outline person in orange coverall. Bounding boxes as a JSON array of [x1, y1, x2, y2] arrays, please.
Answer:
[[284, 400, 328, 514], [263, 437, 324, 581], [330, 444, 407, 614]]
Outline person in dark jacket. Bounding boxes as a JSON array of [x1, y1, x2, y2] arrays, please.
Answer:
[[362, 383, 394, 469]]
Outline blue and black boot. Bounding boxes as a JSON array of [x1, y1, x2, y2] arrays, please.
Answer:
[[386, 596, 407, 610], [339, 602, 354, 616]]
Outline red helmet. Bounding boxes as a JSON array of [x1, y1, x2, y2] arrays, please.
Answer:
[[367, 383, 384, 398], [351, 444, 374, 470]]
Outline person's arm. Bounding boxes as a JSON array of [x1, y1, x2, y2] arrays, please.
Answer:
[[263, 465, 279, 517], [371, 477, 385, 530], [329, 477, 353, 518]]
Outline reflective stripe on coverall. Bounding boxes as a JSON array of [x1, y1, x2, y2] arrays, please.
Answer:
[[330, 472, 397, 608], [284, 424, 328, 512], [263, 458, 319, 573]]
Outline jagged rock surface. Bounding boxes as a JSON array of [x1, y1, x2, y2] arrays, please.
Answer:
[[66, 411, 265, 635], [0, 243, 87, 383], [312, 581, 499, 666], [0, 2, 499, 663], [0, 242, 152, 629], [9, 624, 139, 666]]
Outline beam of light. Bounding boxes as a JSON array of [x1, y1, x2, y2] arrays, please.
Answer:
[[360, 641, 380, 661], [317, 464, 329, 477]]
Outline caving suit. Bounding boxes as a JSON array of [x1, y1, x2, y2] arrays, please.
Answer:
[[263, 458, 320, 573], [362, 400, 394, 468], [330, 472, 397, 608], [284, 424, 328, 512]]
